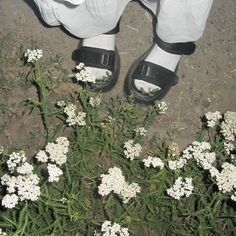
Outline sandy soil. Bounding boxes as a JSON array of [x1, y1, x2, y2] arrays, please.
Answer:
[[0, 0, 235, 153]]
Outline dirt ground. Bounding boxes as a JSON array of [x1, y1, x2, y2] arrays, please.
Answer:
[[0, 0, 235, 154]]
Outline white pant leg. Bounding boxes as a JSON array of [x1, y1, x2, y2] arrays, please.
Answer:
[[156, 0, 213, 43], [34, 0, 131, 38], [34, 0, 61, 26]]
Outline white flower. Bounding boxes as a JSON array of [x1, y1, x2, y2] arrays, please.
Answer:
[[124, 140, 142, 161], [120, 182, 141, 203], [64, 104, 76, 118], [223, 142, 234, 155], [209, 166, 220, 178], [45, 143, 68, 166], [16, 162, 33, 175], [35, 137, 69, 166], [182, 141, 211, 160], [56, 136, 70, 148], [98, 167, 126, 196], [231, 193, 236, 202], [1, 174, 17, 193], [196, 152, 216, 170], [168, 158, 187, 170], [47, 164, 63, 182], [35, 150, 49, 163], [157, 101, 167, 114], [182, 141, 215, 170], [7, 151, 26, 173], [143, 156, 164, 169], [221, 111, 236, 141], [1, 152, 41, 206], [213, 162, 236, 194], [56, 101, 66, 107], [64, 104, 86, 126], [205, 111, 222, 128], [98, 167, 140, 203], [1, 194, 19, 209], [134, 127, 147, 136], [60, 197, 68, 204], [76, 62, 85, 70], [17, 174, 40, 201], [99, 221, 129, 236], [167, 177, 194, 200], [75, 65, 96, 83], [89, 97, 101, 107], [24, 49, 43, 63]]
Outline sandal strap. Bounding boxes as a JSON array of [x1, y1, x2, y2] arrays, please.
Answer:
[[154, 36, 196, 55], [133, 61, 178, 87], [72, 46, 115, 71]]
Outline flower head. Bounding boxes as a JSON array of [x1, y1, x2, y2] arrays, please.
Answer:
[[64, 104, 86, 126], [47, 164, 63, 182], [75, 63, 96, 83], [221, 111, 236, 141], [24, 49, 43, 63], [89, 97, 101, 107], [134, 127, 147, 136], [98, 167, 140, 203], [143, 156, 164, 169], [1, 194, 19, 209], [123, 140, 142, 161], [167, 177, 194, 200], [98, 221, 129, 236], [205, 111, 222, 128]]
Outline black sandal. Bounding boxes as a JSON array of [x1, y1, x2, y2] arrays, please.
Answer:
[[123, 46, 178, 105], [124, 37, 196, 105], [72, 46, 120, 92]]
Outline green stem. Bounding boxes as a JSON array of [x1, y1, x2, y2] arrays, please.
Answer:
[[34, 62, 50, 143]]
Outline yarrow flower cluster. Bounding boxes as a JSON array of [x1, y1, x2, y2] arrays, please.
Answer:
[[75, 63, 96, 83], [134, 127, 147, 136], [63, 103, 86, 126], [123, 140, 142, 161], [24, 49, 43, 63], [221, 111, 236, 142], [95, 221, 129, 236], [143, 156, 164, 169], [47, 164, 63, 183], [167, 177, 194, 200], [157, 101, 167, 114], [209, 163, 236, 201], [168, 141, 215, 171], [1, 151, 40, 208], [168, 158, 187, 170], [89, 97, 101, 107], [224, 142, 235, 155], [205, 111, 222, 128], [182, 141, 216, 170], [56, 100, 66, 107], [35, 137, 69, 182], [98, 167, 141, 203]]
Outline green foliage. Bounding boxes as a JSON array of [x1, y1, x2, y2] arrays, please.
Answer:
[[0, 52, 235, 236]]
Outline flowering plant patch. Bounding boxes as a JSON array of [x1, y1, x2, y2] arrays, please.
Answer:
[[0, 49, 235, 235]]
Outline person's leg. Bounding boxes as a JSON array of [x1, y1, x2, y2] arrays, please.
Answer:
[[34, 0, 130, 88], [134, 0, 213, 94], [81, 20, 120, 80]]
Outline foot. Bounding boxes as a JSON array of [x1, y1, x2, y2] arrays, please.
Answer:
[[82, 34, 115, 80], [134, 44, 181, 93]]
